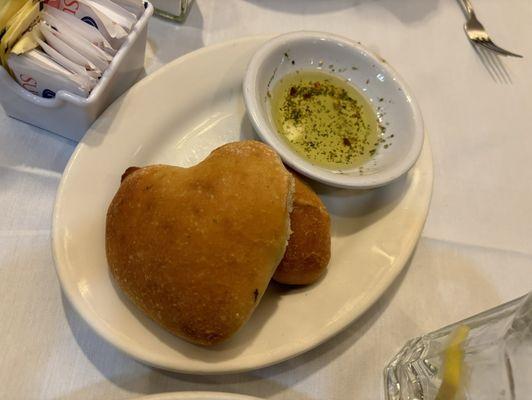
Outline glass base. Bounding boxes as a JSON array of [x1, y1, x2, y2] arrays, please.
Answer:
[[154, 7, 190, 22], [384, 337, 437, 400]]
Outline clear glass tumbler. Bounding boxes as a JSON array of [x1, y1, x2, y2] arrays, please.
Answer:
[[384, 292, 532, 400]]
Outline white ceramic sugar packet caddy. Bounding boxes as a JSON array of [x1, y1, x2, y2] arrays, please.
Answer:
[[0, 1, 153, 142]]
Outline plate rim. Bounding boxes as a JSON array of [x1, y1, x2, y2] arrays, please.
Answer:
[[132, 391, 264, 400], [52, 35, 433, 375]]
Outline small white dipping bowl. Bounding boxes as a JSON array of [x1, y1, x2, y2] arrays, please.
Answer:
[[243, 31, 424, 189]]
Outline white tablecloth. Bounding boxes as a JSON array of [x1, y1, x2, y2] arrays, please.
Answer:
[[1, 1, 531, 399]]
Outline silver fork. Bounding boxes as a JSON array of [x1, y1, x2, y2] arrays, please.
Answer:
[[459, 0, 523, 58]]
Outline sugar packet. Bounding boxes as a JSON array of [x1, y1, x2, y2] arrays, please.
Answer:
[[11, 27, 41, 55], [38, 20, 102, 74], [85, 0, 136, 32], [10, 20, 100, 89], [0, 0, 29, 33], [0, 0, 41, 68], [43, 5, 116, 55], [8, 49, 95, 97], [44, 0, 128, 49], [39, 20, 112, 72], [36, 35, 100, 79]]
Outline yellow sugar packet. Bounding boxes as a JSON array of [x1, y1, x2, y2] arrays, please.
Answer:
[[11, 26, 41, 54], [1, 0, 41, 69], [0, 0, 28, 33]]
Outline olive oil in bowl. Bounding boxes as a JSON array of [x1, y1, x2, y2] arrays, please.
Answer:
[[271, 70, 380, 169]]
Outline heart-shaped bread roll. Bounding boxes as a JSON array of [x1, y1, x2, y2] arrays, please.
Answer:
[[106, 141, 294, 346]]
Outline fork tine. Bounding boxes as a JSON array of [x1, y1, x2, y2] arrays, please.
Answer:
[[475, 40, 504, 55], [476, 40, 512, 57], [476, 40, 506, 56], [478, 39, 523, 58], [484, 41, 522, 58]]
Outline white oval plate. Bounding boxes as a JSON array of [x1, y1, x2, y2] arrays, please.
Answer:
[[133, 392, 262, 400], [52, 36, 433, 375]]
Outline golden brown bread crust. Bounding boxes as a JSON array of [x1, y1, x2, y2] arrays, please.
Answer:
[[106, 141, 294, 346], [273, 174, 331, 285]]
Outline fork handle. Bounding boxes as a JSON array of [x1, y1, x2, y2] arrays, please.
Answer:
[[458, 0, 475, 16]]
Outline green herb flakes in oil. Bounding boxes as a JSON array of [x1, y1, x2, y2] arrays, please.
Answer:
[[271, 70, 380, 169]]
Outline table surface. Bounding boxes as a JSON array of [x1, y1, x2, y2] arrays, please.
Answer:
[[1, 1, 532, 399]]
